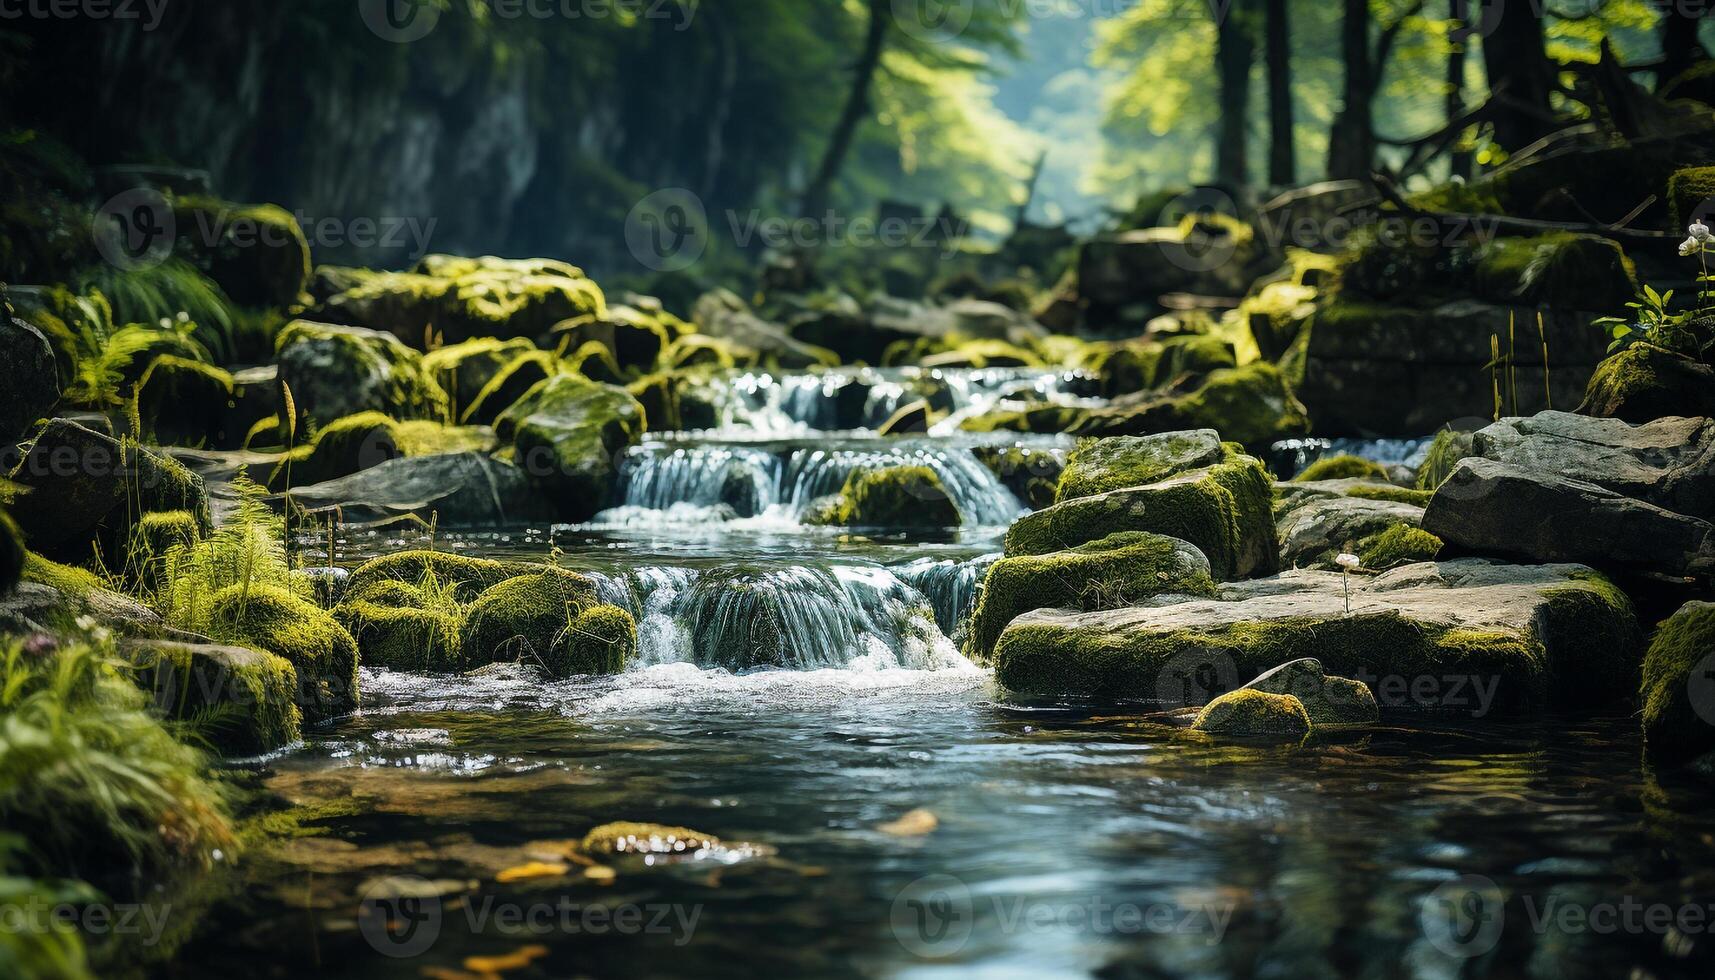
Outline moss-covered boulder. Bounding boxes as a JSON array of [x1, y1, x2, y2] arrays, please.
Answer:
[[317, 256, 606, 346], [1578, 343, 1715, 424], [124, 509, 201, 595], [172, 197, 312, 308], [1055, 430, 1228, 501], [345, 550, 519, 604], [206, 584, 360, 722], [498, 375, 646, 521], [563, 339, 627, 385], [1242, 658, 1379, 725], [626, 368, 722, 432], [1192, 690, 1312, 739], [1274, 484, 1437, 571], [0, 313, 60, 448], [545, 306, 671, 373], [1009, 456, 1277, 580], [422, 337, 538, 417], [1292, 454, 1388, 483], [802, 465, 963, 529], [994, 559, 1640, 711], [133, 355, 237, 448], [275, 320, 449, 428], [460, 571, 632, 678], [6, 418, 211, 565], [972, 445, 1064, 511], [1641, 601, 1715, 764], [1468, 232, 1638, 313], [1084, 334, 1237, 398], [464, 350, 559, 425], [965, 531, 1215, 660], [123, 638, 302, 755], [1056, 362, 1310, 446], [1416, 429, 1475, 491], [268, 412, 492, 490], [335, 597, 464, 673]]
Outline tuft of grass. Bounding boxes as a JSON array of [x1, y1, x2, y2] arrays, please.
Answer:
[[154, 474, 300, 635], [72, 259, 239, 362]]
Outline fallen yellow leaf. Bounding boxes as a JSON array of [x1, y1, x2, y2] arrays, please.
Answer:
[[584, 865, 616, 883], [877, 808, 939, 836], [495, 861, 569, 883], [464, 944, 549, 974]]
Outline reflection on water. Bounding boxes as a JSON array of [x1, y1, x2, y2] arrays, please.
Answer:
[[174, 668, 1715, 979]]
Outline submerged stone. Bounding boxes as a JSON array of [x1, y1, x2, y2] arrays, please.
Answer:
[[1243, 658, 1378, 725]]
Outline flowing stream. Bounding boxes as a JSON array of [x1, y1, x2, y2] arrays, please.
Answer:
[[175, 366, 1715, 979]]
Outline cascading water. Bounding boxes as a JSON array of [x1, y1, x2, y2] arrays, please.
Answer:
[[891, 553, 1000, 636]]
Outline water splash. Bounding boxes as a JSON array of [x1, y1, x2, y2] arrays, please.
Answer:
[[891, 553, 999, 636]]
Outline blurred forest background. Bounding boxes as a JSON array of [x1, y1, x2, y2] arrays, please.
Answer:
[[0, 0, 1708, 287]]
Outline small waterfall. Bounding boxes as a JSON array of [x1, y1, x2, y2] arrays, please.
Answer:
[[1267, 435, 1437, 478], [581, 561, 963, 671], [891, 554, 1000, 636], [610, 438, 1026, 526]]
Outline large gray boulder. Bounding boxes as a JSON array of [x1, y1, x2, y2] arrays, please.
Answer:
[[283, 452, 554, 527], [1423, 457, 1715, 578], [994, 559, 1640, 713], [1, 316, 60, 448], [1468, 412, 1715, 521], [1275, 488, 1429, 570], [274, 320, 448, 426]]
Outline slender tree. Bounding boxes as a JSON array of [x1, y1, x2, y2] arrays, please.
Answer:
[[801, 0, 889, 219], [1657, 1, 1708, 92], [1214, 0, 1255, 189], [1264, 0, 1295, 187], [1480, 1, 1555, 151], [1447, 0, 1471, 179], [1327, 0, 1374, 179]]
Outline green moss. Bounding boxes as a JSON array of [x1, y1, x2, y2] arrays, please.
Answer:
[[1668, 165, 1715, 230], [665, 334, 756, 370], [459, 571, 626, 678], [447, 265, 606, 343], [1468, 232, 1638, 311], [1415, 429, 1475, 491], [133, 355, 235, 448], [1293, 454, 1388, 483], [919, 338, 1044, 370], [1641, 601, 1715, 762], [463, 349, 559, 425], [1056, 432, 1231, 501], [1084, 334, 1236, 397], [21, 552, 105, 598], [422, 337, 538, 416], [1344, 484, 1433, 506], [268, 412, 491, 489], [1009, 457, 1277, 580], [1192, 689, 1311, 738], [1538, 571, 1642, 707], [344, 551, 517, 604], [1, 507, 23, 594], [334, 601, 464, 673], [1354, 523, 1443, 571], [563, 338, 626, 385], [965, 531, 1217, 661], [802, 465, 962, 529], [549, 307, 671, 373], [580, 822, 718, 856], [172, 196, 311, 308], [126, 640, 302, 755], [497, 375, 645, 520], [994, 609, 1550, 711], [1578, 343, 1715, 423], [206, 584, 360, 722], [274, 320, 449, 426], [125, 510, 201, 594]]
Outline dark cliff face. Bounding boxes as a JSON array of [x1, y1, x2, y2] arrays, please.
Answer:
[[4, 0, 833, 273]]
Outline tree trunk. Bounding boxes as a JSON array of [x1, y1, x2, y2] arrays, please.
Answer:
[[1657, 2, 1707, 92], [1264, 0, 1295, 187], [1327, 0, 1373, 179], [1480, 1, 1554, 151], [801, 0, 888, 219], [1447, 0, 1471, 179], [1214, 0, 1254, 190]]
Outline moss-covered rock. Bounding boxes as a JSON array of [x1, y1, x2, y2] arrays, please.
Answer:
[[1358, 523, 1444, 570], [1083, 334, 1237, 398], [965, 531, 1215, 660], [563, 338, 627, 385], [344, 550, 519, 604], [1192, 689, 1312, 738], [1055, 430, 1228, 501], [464, 349, 559, 425], [123, 638, 302, 755], [317, 256, 606, 346], [1293, 454, 1388, 483], [334, 599, 464, 673], [1243, 658, 1378, 726], [171, 197, 312, 308], [268, 412, 492, 490], [1469, 232, 1638, 312], [994, 559, 1639, 710], [498, 375, 645, 521], [626, 368, 721, 432], [580, 822, 720, 856], [972, 445, 1064, 511], [1578, 343, 1715, 424], [206, 584, 360, 723], [919, 338, 1044, 370], [0, 313, 60, 448], [459, 571, 631, 678], [1667, 165, 1715, 230], [124, 510, 201, 594], [6, 418, 211, 565], [133, 355, 236, 448], [1274, 485, 1431, 571], [802, 465, 962, 529], [1009, 457, 1277, 580], [422, 337, 538, 417], [1641, 601, 1715, 764], [275, 320, 449, 427], [545, 306, 671, 373]]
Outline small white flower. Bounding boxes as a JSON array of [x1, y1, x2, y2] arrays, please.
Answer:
[[1681, 236, 1702, 257], [1336, 553, 1362, 570], [176, 310, 190, 323], [1691, 220, 1712, 242]]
